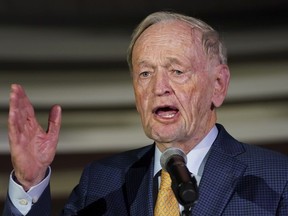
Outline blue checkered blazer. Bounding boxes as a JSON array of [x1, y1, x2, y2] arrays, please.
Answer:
[[3, 124, 288, 215]]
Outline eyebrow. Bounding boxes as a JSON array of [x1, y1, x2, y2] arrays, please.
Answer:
[[166, 57, 182, 66], [137, 57, 182, 69], [138, 60, 151, 67]]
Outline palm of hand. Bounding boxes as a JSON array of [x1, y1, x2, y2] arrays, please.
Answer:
[[8, 84, 61, 190]]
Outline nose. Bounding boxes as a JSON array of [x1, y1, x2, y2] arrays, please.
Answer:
[[152, 70, 172, 96]]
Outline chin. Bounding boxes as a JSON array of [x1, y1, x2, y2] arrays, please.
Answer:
[[153, 134, 177, 144]]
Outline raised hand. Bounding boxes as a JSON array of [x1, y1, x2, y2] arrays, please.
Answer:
[[8, 84, 62, 191]]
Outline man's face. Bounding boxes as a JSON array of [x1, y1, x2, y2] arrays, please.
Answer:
[[131, 21, 227, 151]]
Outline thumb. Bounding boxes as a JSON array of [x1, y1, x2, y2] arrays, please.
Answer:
[[47, 105, 62, 136]]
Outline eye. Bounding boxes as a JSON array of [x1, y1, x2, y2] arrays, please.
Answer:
[[139, 71, 151, 78], [173, 70, 184, 75]]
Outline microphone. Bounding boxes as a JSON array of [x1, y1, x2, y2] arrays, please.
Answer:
[[160, 147, 198, 207]]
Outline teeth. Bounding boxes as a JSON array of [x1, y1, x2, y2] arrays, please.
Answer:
[[157, 110, 177, 118], [162, 113, 175, 118]]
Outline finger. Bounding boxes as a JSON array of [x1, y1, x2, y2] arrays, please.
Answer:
[[47, 105, 62, 138], [14, 84, 35, 118], [8, 84, 24, 142], [8, 84, 37, 143], [10, 84, 35, 120]]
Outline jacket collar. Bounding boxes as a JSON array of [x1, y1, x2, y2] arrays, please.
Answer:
[[125, 145, 155, 216], [192, 124, 247, 215]]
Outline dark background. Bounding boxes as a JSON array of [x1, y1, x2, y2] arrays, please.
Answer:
[[0, 1, 288, 215]]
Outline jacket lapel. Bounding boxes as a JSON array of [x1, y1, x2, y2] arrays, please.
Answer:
[[124, 145, 155, 216], [192, 124, 247, 216]]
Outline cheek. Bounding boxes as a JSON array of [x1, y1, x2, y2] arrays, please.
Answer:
[[178, 77, 198, 102], [134, 87, 149, 114], [179, 77, 211, 114], [195, 79, 215, 110]]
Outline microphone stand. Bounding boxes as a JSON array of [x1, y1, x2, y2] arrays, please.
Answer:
[[169, 165, 198, 216], [182, 207, 192, 216], [181, 201, 197, 216]]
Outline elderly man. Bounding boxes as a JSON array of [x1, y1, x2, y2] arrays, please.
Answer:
[[3, 11, 288, 216]]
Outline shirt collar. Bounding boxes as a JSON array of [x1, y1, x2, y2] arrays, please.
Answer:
[[154, 125, 218, 177]]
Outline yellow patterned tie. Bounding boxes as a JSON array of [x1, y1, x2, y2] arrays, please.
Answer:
[[154, 170, 180, 216]]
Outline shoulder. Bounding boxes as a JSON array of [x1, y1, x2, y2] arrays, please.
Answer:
[[214, 123, 288, 170], [83, 144, 155, 175], [239, 142, 288, 169], [75, 144, 155, 195]]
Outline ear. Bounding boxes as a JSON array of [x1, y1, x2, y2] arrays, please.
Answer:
[[212, 64, 230, 108]]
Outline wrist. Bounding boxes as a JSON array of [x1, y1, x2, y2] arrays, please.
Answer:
[[13, 168, 49, 191]]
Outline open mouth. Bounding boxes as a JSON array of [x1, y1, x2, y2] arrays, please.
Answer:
[[153, 106, 179, 118]]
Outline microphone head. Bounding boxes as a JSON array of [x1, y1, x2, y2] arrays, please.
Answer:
[[160, 147, 187, 171]]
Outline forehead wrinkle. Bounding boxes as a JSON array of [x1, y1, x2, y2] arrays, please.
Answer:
[[133, 20, 207, 71], [138, 57, 182, 70], [135, 51, 194, 72], [137, 60, 155, 70], [190, 27, 207, 61]]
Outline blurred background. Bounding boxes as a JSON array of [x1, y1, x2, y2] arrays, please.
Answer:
[[0, 0, 287, 214]]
